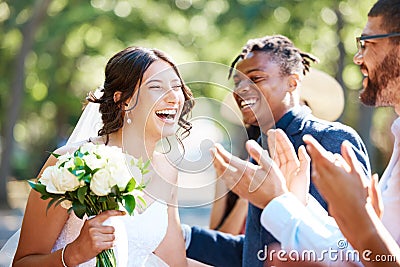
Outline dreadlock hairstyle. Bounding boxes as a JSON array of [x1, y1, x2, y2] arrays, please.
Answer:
[[87, 46, 194, 144], [369, 0, 400, 44], [229, 35, 319, 79]]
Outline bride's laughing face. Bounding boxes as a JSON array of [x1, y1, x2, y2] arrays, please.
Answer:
[[128, 60, 185, 140]]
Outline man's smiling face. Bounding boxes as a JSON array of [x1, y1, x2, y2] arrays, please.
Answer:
[[354, 16, 400, 108], [233, 51, 292, 130]]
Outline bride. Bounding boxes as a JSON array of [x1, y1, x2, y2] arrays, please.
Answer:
[[8, 46, 208, 266]]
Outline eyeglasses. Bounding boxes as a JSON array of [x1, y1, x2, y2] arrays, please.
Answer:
[[356, 32, 400, 50]]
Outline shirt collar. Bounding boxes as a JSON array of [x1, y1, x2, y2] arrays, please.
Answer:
[[276, 106, 306, 131], [260, 106, 309, 149]]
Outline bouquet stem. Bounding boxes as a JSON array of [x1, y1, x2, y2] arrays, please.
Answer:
[[96, 249, 116, 267]]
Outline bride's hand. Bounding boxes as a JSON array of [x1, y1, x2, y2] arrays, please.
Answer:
[[64, 210, 125, 266]]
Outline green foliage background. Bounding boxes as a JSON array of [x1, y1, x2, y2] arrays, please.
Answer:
[[0, 0, 396, 187]]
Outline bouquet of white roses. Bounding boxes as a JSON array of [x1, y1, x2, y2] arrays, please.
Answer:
[[29, 142, 149, 267]]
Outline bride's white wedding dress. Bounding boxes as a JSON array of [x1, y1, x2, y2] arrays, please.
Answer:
[[53, 200, 169, 267]]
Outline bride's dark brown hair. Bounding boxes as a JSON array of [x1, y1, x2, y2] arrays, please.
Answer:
[[87, 46, 194, 144]]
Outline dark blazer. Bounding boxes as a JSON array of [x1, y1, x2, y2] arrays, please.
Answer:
[[187, 106, 371, 267]]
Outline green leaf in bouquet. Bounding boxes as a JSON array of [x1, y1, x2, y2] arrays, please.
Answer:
[[69, 168, 85, 179], [77, 186, 87, 204], [46, 196, 62, 213], [54, 198, 68, 208], [72, 200, 87, 219], [98, 196, 108, 202], [40, 195, 51, 200], [48, 151, 61, 158], [137, 195, 147, 208], [137, 157, 143, 169], [123, 194, 136, 215], [74, 157, 85, 167], [74, 149, 84, 158], [135, 181, 147, 191], [115, 196, 123, 204], [91, 168, 101, 175], [110, 185, 120, 196], [67, 206, 74, 214], [28, 180, 48, 195], [81, 174, 91, 183], [136, 158, 151, 175], [143, 159, 151, 169], [64, 191, 74, 201], [84, 164, 92, 174], [141, 159, 151, 175], [105, 197, 118, 210], [124, 178, 136, 192]]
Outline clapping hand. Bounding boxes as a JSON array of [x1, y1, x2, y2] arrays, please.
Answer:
[[267, 129, 311, 205], [303, 135, 383, 224], [211, 129, 311, 209], [211, 138, 288, 209]]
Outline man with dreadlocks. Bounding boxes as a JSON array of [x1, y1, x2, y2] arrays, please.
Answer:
[[185, 35, 371, 267], [239, 0, 400, 266]]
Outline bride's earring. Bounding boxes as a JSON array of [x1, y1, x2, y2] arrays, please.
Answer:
[[124, 102, 132, 124], [126, 111, 132, 124]]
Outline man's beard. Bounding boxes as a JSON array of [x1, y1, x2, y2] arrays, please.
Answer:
[[360, 52, 400, 107]]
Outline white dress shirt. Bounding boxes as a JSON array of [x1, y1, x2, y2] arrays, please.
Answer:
[[261, 193, 361, 266], [260, 117, 400, 266], [380, 117, 400, 243]]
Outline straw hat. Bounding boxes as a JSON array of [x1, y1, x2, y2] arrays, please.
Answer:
[[300, 68, 345, 122], [220, 68, 345, 124]]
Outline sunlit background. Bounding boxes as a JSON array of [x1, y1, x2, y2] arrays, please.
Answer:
[[0, 0, 397, 247]]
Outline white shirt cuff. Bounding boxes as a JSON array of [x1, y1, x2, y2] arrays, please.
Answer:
[[181, 223, 192, 250], [260, 193, 306, 246]]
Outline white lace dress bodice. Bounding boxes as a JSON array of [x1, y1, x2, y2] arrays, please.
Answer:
[[52, 201, 169, 267]]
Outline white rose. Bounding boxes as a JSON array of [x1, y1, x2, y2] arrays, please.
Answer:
[[106, 146, 125, 161], [39, 165, 57, 186], [55, 152, 73, 168], [53, 168, 81, 194], [108, 160, 132, 190], [90, 168, 114, 196], [40, 166, 81, 194], [106, 145, 124, 155], [83, 153, 106, 170], [93, 144, 106, 154], [80, 142, 98, 154], [63, 157, 75, 170]]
